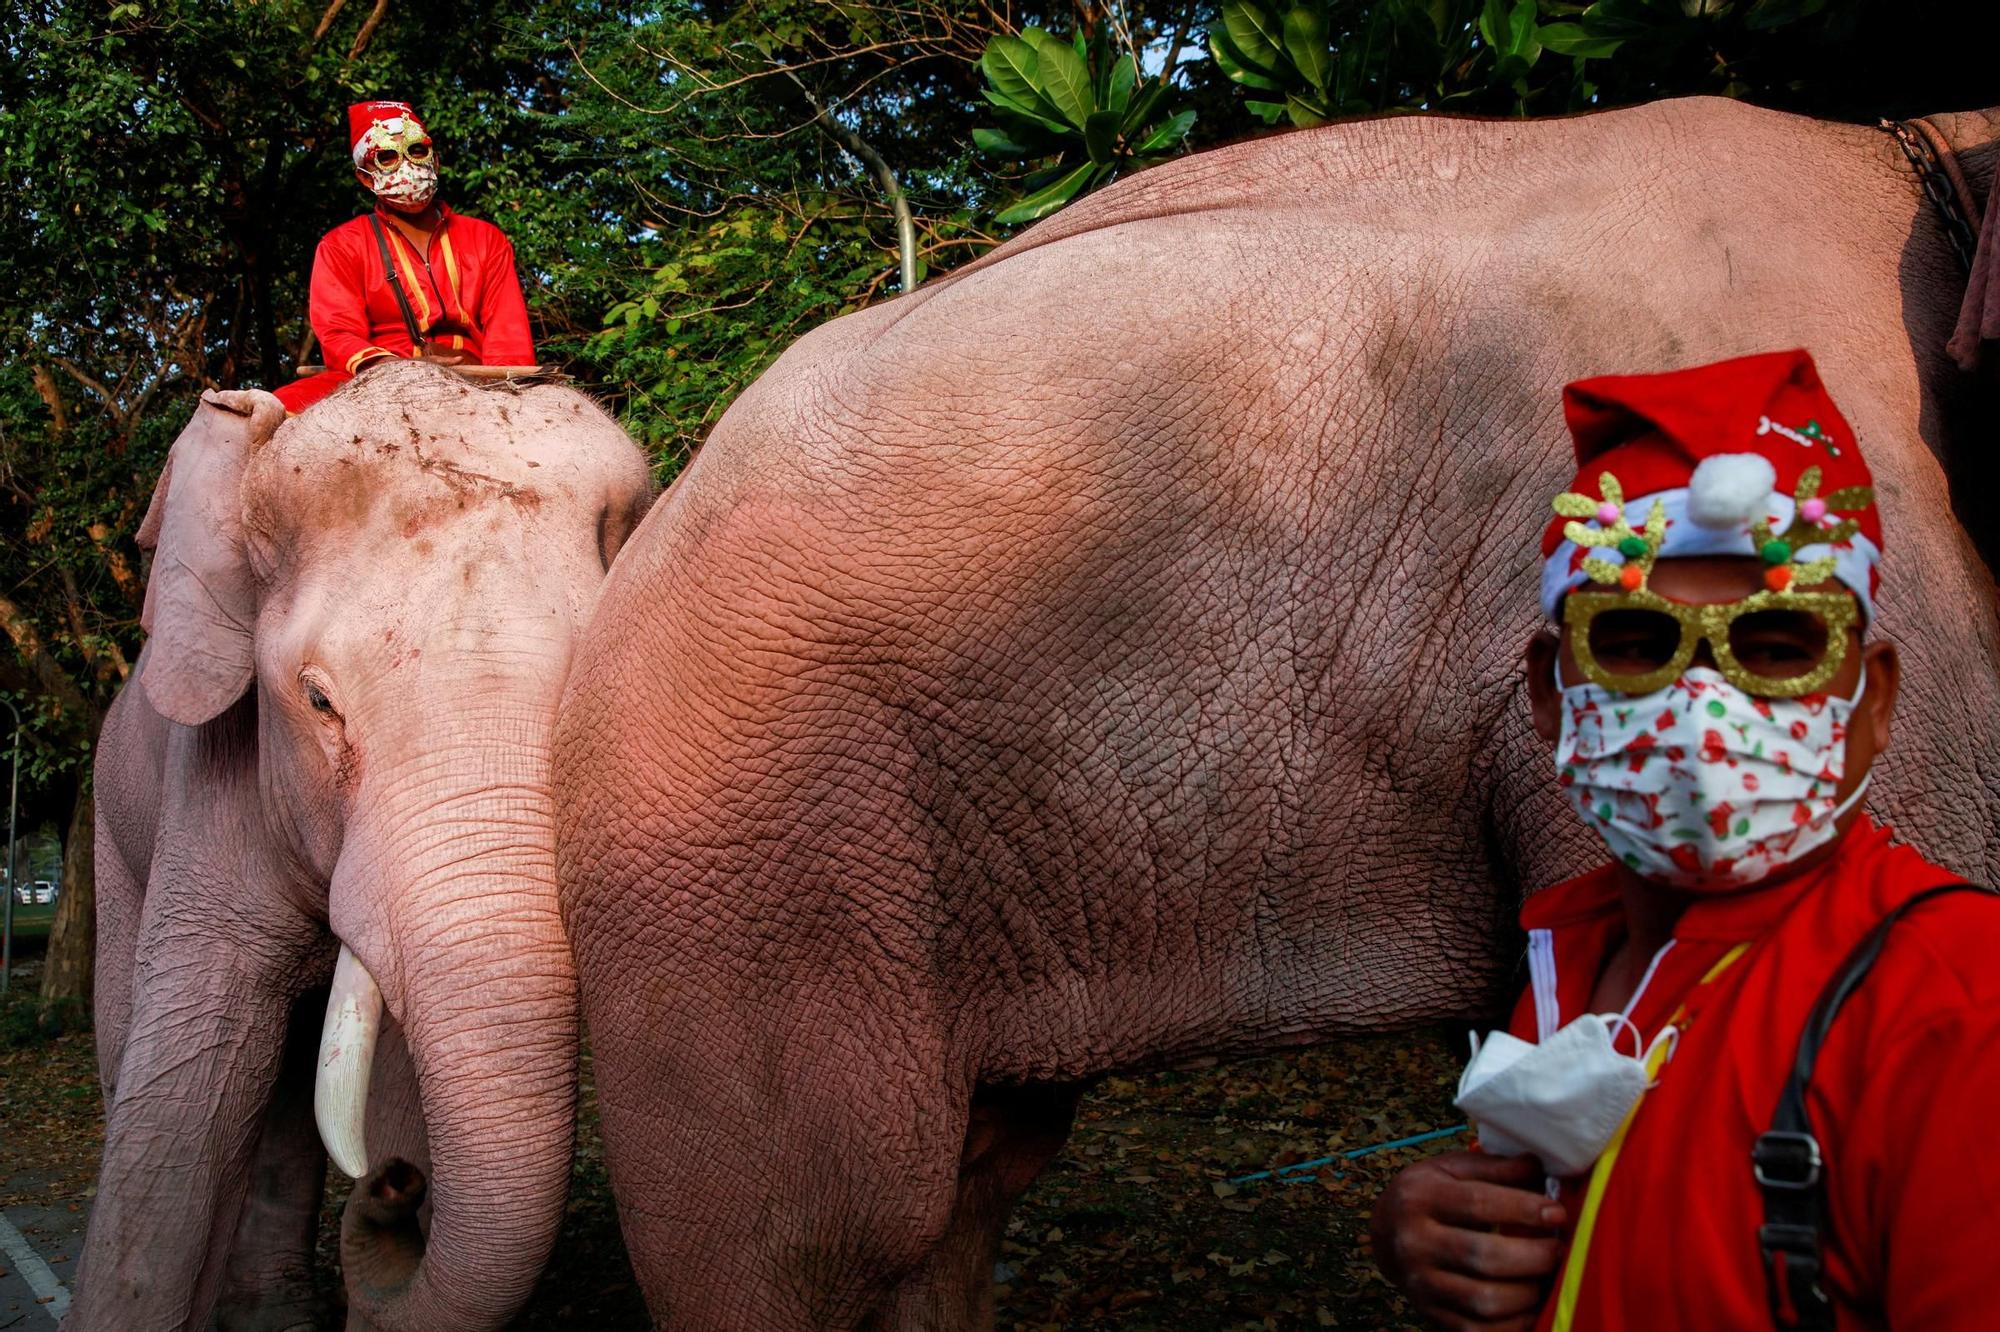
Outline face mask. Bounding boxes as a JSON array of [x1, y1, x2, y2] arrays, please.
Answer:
[[365, 155, 438, 210], [1555, 664, 1870, 891], [1456, 1011, 1674, 1178], [354, 115, 438, 211]]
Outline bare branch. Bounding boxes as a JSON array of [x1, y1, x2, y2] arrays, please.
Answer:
[[51, 359, 128, 430], [313, 0, 352, 41], [346, 0, 389, 60], [779, 68, 920, 293], [0, 592, 100, 726], [28, 366, 68, 435]]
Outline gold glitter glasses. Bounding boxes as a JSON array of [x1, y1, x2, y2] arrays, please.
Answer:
[[1564, 587, 1859, 697]]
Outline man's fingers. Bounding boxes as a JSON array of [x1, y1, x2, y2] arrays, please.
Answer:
[[1409, 1266, 1549, 1323], [1431, 1178, 1565, 1231], [1434, 1150, 1544, 1185], [1433, 1225, 1565, 1280]]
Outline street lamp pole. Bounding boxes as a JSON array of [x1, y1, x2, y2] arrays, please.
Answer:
[[2, 697, 19, 995]]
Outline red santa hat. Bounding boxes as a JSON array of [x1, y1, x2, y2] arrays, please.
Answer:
[[1540, 349, 1882, 622], [347, 101, 427, 166]]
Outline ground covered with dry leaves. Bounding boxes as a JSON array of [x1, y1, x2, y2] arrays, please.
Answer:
[[3, 951, 1466, 1330]]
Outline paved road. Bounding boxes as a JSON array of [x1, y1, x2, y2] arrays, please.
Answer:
[[0, 1179, 84, 1328]]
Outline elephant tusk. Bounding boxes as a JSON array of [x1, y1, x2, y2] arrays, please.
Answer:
[[316, 944, 383, 1180]]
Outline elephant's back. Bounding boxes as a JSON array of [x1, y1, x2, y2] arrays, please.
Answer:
[[555, 90, 2000, 1065]]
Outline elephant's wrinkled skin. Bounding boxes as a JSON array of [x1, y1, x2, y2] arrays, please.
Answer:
[[74, 362, 651, 1332], [555, 97, 2000, 1328]]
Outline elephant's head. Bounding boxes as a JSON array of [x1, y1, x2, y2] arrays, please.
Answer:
[[135, 365, 652, 1328]]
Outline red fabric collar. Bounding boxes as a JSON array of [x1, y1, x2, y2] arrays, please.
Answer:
[[1521, 815, 1900, 941], [372, 201, 454, 229]]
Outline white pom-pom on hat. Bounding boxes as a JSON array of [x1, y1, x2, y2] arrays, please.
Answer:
[[1686, 453, 1778, 531]]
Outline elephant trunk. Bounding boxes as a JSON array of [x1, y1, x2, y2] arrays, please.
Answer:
[[327, 733, 579, 1332]]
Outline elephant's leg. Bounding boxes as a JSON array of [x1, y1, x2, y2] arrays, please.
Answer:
[[863, 1084, 1082, 1332], [67, 861, 321, 1330], [603, 993, 966, 1331], [91, 828, 145, 1105], [216, 994, 333, 1332]]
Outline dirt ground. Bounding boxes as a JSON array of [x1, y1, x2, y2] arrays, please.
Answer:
[[2, 945, 1465, 1330]]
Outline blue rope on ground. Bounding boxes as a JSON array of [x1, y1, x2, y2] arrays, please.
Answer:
[[1227, 1123, 1468, 1185]]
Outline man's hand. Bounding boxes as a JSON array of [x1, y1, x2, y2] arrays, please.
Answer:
[[417, 345, 475, 367], [1371, 1150, 1567, 1332]]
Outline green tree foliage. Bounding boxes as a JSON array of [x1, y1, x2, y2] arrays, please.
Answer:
[[976, 26, 1195, 222]]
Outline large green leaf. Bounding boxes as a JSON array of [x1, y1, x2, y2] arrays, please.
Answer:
[[1122, 79, 1169, 133], [994, 162, 1099, 224], [1576, 0, 1682, 40], [1209, 28, 1288, 90], [1285, 92, 1330, 127], [1536, 21, 1625, 55], [981, 36, 1044, 113], [1222, 1, 1289, 75], [1282, 5, 1332, 91], [1027, 29, 1096, 128], [980, 87, 1075, 138], [1131, 107, 1197, 154], [1480, 0, 1539, 55], [971, 125, 1042, 157], [1083, 109, 1122, 165], [1107, 54, 1137, 117], [1244, 98, 1290, 125]]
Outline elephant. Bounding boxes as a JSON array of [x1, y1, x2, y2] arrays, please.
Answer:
[[552, 96, 2000, 1328], [72, 361, 652, 1332]]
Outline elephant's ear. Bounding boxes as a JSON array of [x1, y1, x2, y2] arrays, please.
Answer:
[[1949, 181, 2000, 369], [138, 389, 286, 726]]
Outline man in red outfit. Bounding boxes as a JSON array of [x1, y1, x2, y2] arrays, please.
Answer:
[[1372, 349, 2000, 1331], [273, 101, 535, 414]]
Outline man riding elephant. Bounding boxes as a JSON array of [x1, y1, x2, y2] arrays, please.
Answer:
[[1372, 350, 2000, 1332], [273, 100, 535, 415]]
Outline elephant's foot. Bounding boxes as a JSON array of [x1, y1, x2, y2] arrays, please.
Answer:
[[864, 1084, 1082, 1331], [213, 1273, 335, 1332]]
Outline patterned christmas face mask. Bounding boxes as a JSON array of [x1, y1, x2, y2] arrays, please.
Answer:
[[1555, 665, 1869, 891], [354, 116, 438, 209]]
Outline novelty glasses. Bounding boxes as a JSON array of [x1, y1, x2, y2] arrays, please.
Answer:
[[369, 139, 434, 172], [1563, 587, 1858, 697]]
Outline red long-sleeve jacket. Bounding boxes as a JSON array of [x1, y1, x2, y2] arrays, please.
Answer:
[[273, 204, 534, 413], [1498, 816, 1999, 1330]]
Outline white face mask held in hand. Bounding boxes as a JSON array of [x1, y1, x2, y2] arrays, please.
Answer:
[[1455, 942, 1679, 1178], [1454, 1013, 1676, 1178]]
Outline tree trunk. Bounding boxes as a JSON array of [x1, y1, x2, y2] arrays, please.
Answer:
[[40, 783, 94, 1014]]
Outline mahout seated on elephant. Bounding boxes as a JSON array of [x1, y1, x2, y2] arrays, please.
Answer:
[[70, 360, 651, 1332], [1374, 351, 2000, 1332], [553, 96, 2000, 1328]]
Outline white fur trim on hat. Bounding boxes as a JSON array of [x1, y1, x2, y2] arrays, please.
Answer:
[[1687, 454, 1777, 531], [1541, 486, 1879, 625]]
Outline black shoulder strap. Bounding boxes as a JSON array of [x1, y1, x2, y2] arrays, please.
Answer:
[[1756, 882, 1996, 1328], [366, 213, 427, 351]]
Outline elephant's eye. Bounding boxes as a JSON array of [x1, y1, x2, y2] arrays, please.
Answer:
[[306, 683, 335, 715]]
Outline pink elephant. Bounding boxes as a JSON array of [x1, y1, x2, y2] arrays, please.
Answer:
[[554, 97, 2000, 1327], [74, 362, 651, 1331]]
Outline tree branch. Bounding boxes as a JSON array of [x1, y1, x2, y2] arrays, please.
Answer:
[[346, 0, 390, 60], [51, 358, 126, 429], [0, 592, 100, 727], [313, 0, 352, 41], [779, 70, 920, 294], [29, 366, 68, 435]]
